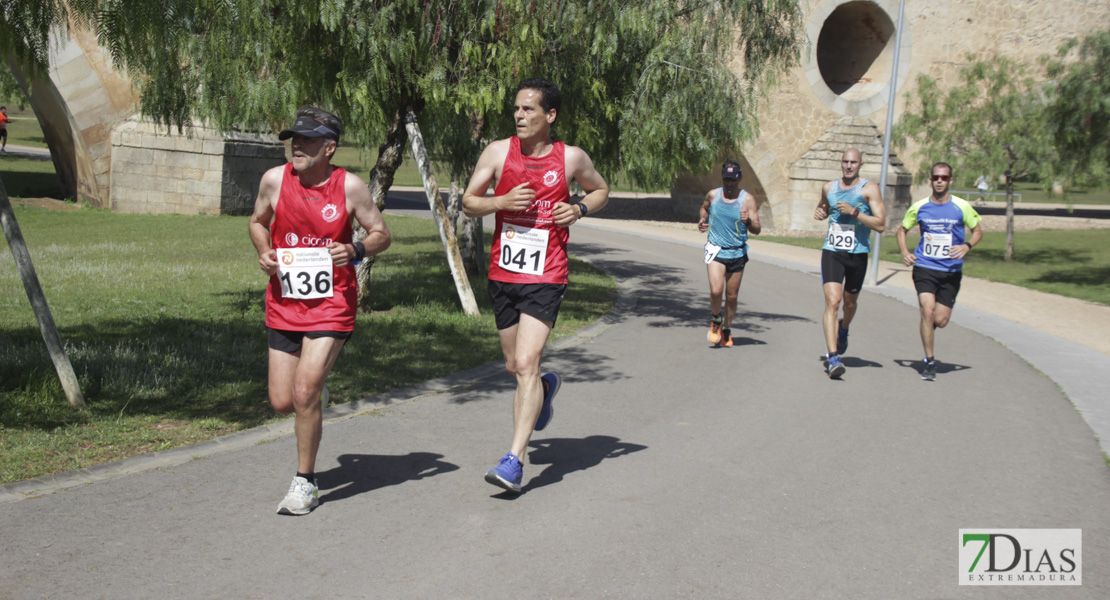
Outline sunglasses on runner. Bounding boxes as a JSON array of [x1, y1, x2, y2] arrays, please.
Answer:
[[931, 174, 951, 182]]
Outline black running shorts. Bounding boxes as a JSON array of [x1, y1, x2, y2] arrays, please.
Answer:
[[712, 253, 749, 273], [912, 266, 962, 308], [268, 328, 352, 354], [488, 281, 568, 330], [821, 249, 868, 294]]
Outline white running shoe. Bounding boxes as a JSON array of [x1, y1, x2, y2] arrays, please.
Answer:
[[276, 476, 319, 515]]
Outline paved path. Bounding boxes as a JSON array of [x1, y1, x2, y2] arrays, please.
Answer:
[[2, 202, 1108, 598], [0, 143, 52, 160]]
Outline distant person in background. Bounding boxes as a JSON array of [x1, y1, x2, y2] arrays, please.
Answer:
[[0, 106, 9, 153], [698, 160, 761, 348]]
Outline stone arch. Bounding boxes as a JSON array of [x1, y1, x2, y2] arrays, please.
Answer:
[[669, 152, 775, 227], [6, 27, 282, 214], [6, 27, 138, 207], [804, 0, 912, 116]]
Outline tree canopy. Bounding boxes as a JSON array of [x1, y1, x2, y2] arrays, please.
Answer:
[[6, 0, 803, 189], [1043, 29, 1110, 189], [893, 53, 1052, 261]]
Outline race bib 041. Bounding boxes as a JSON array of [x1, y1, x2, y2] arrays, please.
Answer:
[[277, 247, 334, 299], [499, 224, 550, 276]]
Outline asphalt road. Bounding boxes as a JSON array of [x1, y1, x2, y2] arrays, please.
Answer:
[[2, 211, 1108, 599]]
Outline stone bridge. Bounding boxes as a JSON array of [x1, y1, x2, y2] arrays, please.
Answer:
[[9, 0, 1109, 227], [6, 27, 281, 214]]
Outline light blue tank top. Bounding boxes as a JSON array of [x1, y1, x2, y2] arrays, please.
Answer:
[[821, 178, 872, 254], [707, 189, 749, 259]]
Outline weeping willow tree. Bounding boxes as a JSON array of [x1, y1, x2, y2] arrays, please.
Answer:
[[6, 0, 803, 308]]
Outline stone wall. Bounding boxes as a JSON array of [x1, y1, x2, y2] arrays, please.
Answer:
[[110, 119, 284, 215]]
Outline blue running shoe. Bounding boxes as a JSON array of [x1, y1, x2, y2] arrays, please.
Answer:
[[826, 354, 845, 379], [535, 372, 561, 431], [837, 320, 849, 355], [484, 452, 522, 493], [920, 358, 937, 381]]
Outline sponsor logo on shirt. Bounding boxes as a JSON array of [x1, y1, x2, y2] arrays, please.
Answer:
[[321, 203, 341, 223], [543, 170, 560, 187], [285, 233, 299, 246], [293, 234, 334, 247]]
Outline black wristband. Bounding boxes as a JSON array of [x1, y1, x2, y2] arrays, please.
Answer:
[[353, 241, 366, 262], [578, 202, 588, 218], [966, 240, 974, 249]]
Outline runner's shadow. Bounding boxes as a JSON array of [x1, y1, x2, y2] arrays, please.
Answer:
[[492, 435, 647, 498], [893, 358, 972, 374], [317, 452, 459, 504], [841, 356, 883, 368], [708, 337, 767, 349]]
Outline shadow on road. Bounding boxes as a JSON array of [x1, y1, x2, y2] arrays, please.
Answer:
[[841, 356, 883, 368], [489, 435, 647, 498], [893, 358, 972, 374], [317, 451, 459, 504], [450, 346, 632, 404]]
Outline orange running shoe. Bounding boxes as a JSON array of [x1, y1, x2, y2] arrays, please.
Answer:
[[707, 318, 722, 343]]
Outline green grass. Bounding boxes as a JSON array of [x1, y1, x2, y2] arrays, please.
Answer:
[[0, 155, 64, 199], [0, 207, 616, 483], [759, 229, 1110, 305], [3, 107, 48, 147], [953, 180, 1110, 205]]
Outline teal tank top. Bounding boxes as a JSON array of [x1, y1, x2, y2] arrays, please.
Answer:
[[821, 178, 872, 254], [707, 189, 749, 259]]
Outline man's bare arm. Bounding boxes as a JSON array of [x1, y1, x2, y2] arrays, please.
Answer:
[[330, 173, 391, 266], [248, 167, 283, 275], [743, 194, 761, 235], [814, 182, 832, 221], [698, 190, 714, 233], [552, 145, 609, 227], [462, 140, 534, 218], [854, 181, 886, 233]]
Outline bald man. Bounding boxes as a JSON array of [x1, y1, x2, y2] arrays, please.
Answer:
[[812, 148, 886, 379]]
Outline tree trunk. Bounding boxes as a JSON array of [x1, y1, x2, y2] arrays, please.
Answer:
[[354, 108, 408, 312], [460, 212, 485, 277], [1004, 166, 1015, 262], [447, 179, 485, 277], [403, 108, 480, 316], [446, 180, 461, 231], [0, 183, 85, 409]]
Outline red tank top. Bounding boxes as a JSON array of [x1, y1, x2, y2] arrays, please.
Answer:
[[489, 137, 571, 284], [265, 163, 357, 331]]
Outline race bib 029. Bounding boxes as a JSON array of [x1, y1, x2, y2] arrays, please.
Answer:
[[827, 222, 856, 252], [277, 247, 334, 300], [499, 224, 550, 276]]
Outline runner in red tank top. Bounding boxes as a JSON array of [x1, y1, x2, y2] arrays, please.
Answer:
[[248, 108, 391, 515], [462, 78, 609, 493]]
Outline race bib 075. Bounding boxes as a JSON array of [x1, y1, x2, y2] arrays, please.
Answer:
[[277, 247, 334, 299], [923, 232, 953, 259]]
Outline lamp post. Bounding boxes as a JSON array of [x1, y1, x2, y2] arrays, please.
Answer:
[[868, 0, 907, 287]]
